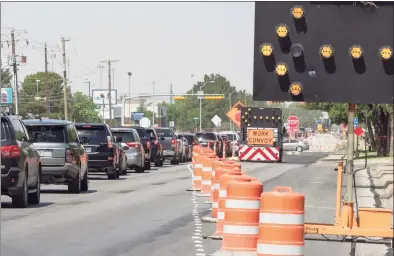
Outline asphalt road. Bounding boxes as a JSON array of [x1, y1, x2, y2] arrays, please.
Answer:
[[1, 152, 390, 256]]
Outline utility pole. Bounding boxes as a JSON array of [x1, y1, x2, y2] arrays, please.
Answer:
[[127, 72, 132, 124], [170, 83, 173, 104], [11, 29, 19, 115], [44, 42, 50, 116], [98, 64, 104, 88], [152, 81, 156, 125], [61, 36, 70, 120], [100, 60, 119, 127]]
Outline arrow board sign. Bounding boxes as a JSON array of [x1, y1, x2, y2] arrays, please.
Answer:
[[211, 115, 222, 127]]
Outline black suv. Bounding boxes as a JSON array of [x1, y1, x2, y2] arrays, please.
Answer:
[[155, 127, 179, 165], [75, 123, 123, 179], [196, 132, 223, 158], [1, 112, 41, 208], [23, 119, 89, 193], [145, 128, 163, 167], [130, 126, 151, 170]]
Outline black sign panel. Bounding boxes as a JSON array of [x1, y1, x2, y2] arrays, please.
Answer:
[[240, 107, 283, 128], [253, 2, 394, 104]]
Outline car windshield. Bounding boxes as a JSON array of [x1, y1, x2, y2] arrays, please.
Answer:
[[196, 133, 216, 141], [134, 128, 148, 138], [182, 135, 195, 145], [76, 125, 107, 144], [155, 129, 173, 137], [224, 134, 236, 141], [25, 125, 66, 143], [112, 132, 136, 142], [146, 129, 157, 139]]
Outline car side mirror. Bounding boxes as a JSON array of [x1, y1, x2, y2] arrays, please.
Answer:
[[122, 145, 129, 151], [160, 137, 165, 141], [115, 136, 122, 142]]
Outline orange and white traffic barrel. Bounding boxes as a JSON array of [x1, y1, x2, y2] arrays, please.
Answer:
[[193, 153, 208, 190], [211, 165, 238, 218], [216, 173, 251, 236], [211, 160, 226, 200], [258, 186, 305, 256], [222, 179, 263, 251], [201, 155, 219, 195]]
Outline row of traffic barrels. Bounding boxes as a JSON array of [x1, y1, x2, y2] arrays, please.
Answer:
[[191, 144, 305, 255]]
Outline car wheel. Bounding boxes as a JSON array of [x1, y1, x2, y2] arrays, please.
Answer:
[[81, 169, 89, 192], [12, 173, 28, 208], [28, 166, 41, 205], [135, 165, 145, 173], [296, 146, 303, 152], [154, 157, 161, 167], [145, 161, 151, 170], [68, 171, 81, 194], [121, 159, 128, 175], [159, 159, 164, 166]]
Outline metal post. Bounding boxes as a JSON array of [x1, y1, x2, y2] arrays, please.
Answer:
[[127, 72, 132, 124], [152, 81, 155, 125], [61, 37, 69, 120], [199, 96, 202, 132], [229, 94, 232, 131], [44, 43, 50, 116], [108, 62, 112, 126], [346, 103, 356, 202], [11, 29, 19, 115]]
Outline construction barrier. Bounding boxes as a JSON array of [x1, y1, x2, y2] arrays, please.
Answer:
[[258, 186, 305, 256], [211, 164, 238, 218], [201, 155, 219, 196], [222, 179, 263, 251], [193, 151, 214, 190], [216, 173, 251, 236]]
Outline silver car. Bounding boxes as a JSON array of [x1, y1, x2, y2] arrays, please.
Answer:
[[283, 139, 309, 152], [111, 128, 145, 173]]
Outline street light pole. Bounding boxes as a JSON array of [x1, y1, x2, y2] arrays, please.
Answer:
[[127, 72, 132, 124], [152, 81, 156, 126], [228, 89, 236, 131], [35, 80, 40, 96], [198, 80, 214, 132]]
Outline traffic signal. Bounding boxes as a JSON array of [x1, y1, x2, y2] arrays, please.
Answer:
[[252, 2, 394, 104], [173, 96, 185, 101], [204, 95, 224, 100]]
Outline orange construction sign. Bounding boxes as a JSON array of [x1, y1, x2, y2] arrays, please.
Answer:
[[226, 101, 245, 127], [247, 129, 274, 145]]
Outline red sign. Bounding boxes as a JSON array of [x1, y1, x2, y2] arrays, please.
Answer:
[[354, 126, 364, 137], [287, 116, 299, 129]]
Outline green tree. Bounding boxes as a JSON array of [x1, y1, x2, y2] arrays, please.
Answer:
[[19, 72, 64, 118], [71, 92, 101, 123], [1, 68, 12, 87]]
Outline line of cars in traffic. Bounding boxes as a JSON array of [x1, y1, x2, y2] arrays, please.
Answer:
[[1, 112, 241, 208]]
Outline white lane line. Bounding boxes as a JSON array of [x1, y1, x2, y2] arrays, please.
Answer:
[[189, 164, 206, 256]]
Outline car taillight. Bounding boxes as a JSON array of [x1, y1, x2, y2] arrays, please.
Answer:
[[171, 139, 176, 145], [65, 148, 72, 163], [154, 140, 159, 145], [146, 141, 150, 149], [1, 145, 20, 158], [107, 136, 113, 148], [126, 142, 140, 148]]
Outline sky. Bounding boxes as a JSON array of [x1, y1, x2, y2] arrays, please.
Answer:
[[1, 2, 255, 101]]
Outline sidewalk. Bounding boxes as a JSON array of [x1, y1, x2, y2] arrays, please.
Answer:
[[354, 163, 394, 210]]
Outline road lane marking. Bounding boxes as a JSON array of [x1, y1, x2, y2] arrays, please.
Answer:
[[189, 164, 206, 256]]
